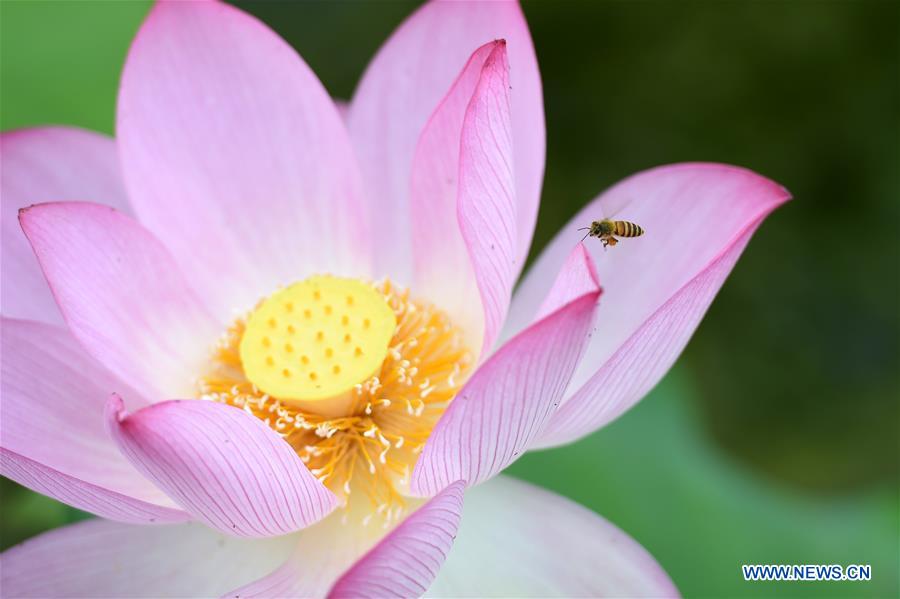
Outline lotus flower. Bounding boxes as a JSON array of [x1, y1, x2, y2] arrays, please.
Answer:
[[0, 1, 789, 596]]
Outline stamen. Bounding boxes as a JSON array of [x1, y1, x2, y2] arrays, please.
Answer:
[[200, 279, 473, 523]]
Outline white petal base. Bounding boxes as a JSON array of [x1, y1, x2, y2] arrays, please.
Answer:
[[429, 476, 678, 598]]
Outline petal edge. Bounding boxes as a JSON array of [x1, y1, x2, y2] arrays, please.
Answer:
[[1, 448, 190, 525], [1, 126, 129, 325]]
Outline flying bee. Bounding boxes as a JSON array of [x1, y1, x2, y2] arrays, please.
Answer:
[[579, 218, 645, 248]]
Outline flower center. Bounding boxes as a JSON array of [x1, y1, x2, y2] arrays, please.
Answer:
[[239, 276, 397, 408], [199, 277, 472, 524]]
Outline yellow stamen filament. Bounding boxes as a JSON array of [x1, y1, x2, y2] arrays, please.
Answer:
[[199, 278, 472, 524]]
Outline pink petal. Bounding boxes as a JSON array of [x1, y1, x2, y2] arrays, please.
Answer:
[[412, 246, 600, 496], [410, 40, 513, 353], [19, 202, 219, 399], [1, 317, 181, 517], [0, 518, 297, 598], [458, 41, 517, 355], [118, 0, 370, 321], [328, 481, 465, 598], [505, 163, 791, 448], [0, 127, 129, 325], [2, 450, 188, 525], [539, 228, 762, 448], [348, 0, 544, 281], [106, 395, 338, 537], [429, 476, 679, 597]]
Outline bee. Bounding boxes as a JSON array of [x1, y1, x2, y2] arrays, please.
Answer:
[[579, 219, 645, 247]]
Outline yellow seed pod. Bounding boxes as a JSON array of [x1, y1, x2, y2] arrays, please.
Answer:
[[240, 276, 396, 401]]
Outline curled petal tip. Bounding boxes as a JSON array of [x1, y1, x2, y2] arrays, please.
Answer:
[[105, 394, 127, 424], [17, 203, 43, 224]]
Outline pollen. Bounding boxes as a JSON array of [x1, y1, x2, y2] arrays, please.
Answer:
[[239, 276, 396, 402], [199, 278, 473, 525]]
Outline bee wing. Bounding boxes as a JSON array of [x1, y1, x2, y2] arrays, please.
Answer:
[[598, 197, 633, 222], [578, 196, 639, 234]]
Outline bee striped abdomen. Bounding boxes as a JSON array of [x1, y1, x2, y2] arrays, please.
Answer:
[[614, 221, 644, 237]]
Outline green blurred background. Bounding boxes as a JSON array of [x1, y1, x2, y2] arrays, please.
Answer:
[[1, 1, 897, 597]]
